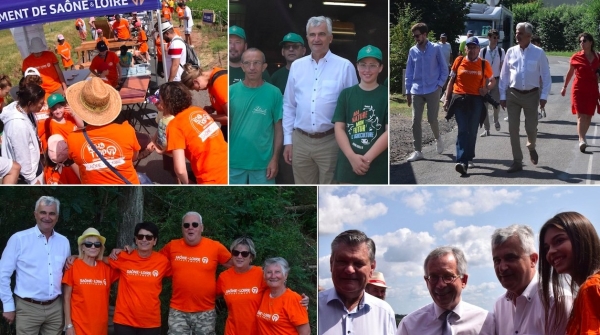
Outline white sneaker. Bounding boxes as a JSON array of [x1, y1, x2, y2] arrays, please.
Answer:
[[407, 151, 424, 162], [436, 140, 444, 154], [480, 130, 490, 137], [504, 116, 509, 121], [468, 161, 475, 168], [538, 111, 543, 120]]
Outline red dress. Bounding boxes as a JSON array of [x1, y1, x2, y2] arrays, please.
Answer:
[[570, 51, 600, 115]]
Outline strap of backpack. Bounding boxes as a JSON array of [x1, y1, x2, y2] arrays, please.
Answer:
[[209, 70, 227, 87], [82, 128, 132, 184]]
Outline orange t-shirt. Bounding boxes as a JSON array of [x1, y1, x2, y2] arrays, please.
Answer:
[[62, 258, 119, 335], [49, 113, 78, 139], [44, 165, 81, 184], [567, 273, 600, 335], [177, 7, 184, 19], [67, 122, 141, 184], [160, 238, 231, 312], [165, 106, 228, 184], [256, 288, 309, 335], [90, 51, 120, 87], [162, 4, 171, 21], [451, 57, 493, 95], [95, 36, 110, 46], [112, 20, 130, 40], [208, 68, 228, 115], [138, 30, 148, 53], [217, 266, 269, 335], [155, 35, 164, 59], [22, 51, 62, 94], [35, 111, 51, 152], [56, 42, 73, 68], [109, 250, 171, 328]]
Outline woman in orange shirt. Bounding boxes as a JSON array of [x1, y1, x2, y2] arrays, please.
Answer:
[[55, 34, 74, 70], [539, 212, 600, 335], [62, 228, 117, 335]]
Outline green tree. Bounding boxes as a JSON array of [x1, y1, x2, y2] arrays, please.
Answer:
[[390, 3, 423, 93]]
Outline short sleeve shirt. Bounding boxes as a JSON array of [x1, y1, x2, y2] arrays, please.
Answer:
[[256, 288, 309, 335], [451, 57, 493, 95], [22, 51, 62, 94]]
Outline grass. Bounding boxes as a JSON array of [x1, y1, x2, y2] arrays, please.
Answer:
[[390, 93, 412, 117], [546, 50, 576, 57]]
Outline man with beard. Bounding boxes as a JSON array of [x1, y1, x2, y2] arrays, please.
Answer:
[[397, 246, 494, 335], [162, 21, 186, 82], [0, 196, 70, 334], [491, 224, 571, 335], [228, 26, 271, 85], [318, 230, 396, 335]]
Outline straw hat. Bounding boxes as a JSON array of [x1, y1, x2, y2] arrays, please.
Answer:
[[66, 77, 122, 126], [368, 271, 388, 288], [77, 227, 106, 245], [29, 37, 46, 53]]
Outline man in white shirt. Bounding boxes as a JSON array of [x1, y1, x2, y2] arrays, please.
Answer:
[[179, 2, 194, 46], [479, 29, 505, 137], [162, 21, 187, 82], [499, 22, 551, 173], [283, 16, 358, 184], [318, 230, 396, 335], [397, 246, 494, 335], [0, 196, 70, 335], [491, 224, 571, 335]]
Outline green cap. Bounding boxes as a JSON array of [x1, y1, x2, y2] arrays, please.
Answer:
[[357, 45, 382, 62], [229, 26, 246, 40], [47, 93, 66, 109], [279, 33, 304, 46]]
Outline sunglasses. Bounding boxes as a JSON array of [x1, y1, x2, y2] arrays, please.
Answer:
[[183, 222, 200, 229], [136, 234, 155, 241], [232, 250, 251, 258], [83, 241, 102, 248], [412, 34, 421, 39], [580, 39, 589, 43], [283, 44, 302, 50]]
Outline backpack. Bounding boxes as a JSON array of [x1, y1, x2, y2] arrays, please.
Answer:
[[172, 36, 199, 68]]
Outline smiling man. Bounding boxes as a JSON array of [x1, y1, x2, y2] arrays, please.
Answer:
[[318, 230, 396, 335], [397, 246, 494, 335], [491, 225, 571, 335]]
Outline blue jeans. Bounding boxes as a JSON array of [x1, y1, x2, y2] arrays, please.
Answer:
[[454, 95, 485, 164]]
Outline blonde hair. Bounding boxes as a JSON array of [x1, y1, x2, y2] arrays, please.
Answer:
[[77, 236, 105, 261], [181, 63, 201, 90]]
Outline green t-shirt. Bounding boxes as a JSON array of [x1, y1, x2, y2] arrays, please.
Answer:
[[331, 84, 388, 184], [229, 66, 271, 85], [270, 66, 290, 95], [229, 81, 283, 170], [459, 40, 467, 55]]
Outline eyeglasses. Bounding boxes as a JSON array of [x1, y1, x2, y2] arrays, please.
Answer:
[[412, 34, 421, 39], [136, 234, 155, 241], [358, 63, 380, 70], [491, 36, 499, 39], [83, 242, 102, 248], [283, 44, 302, 50], [232, 250, 251, 257], [183, 222, 200, 229], [580, 39, 589, 43], [424, 274, 462, 284], [241, 61, 264, 67]]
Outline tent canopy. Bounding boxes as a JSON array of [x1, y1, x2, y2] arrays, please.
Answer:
[[0, 0, 160, 31]]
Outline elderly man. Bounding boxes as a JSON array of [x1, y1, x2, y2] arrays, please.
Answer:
[[228, 26, 270, 85], [22, 37, 68, 95], [499, 22, 551, 173], [318, 230, 396, 335], [283, 16, 358, 184], [162, 21, 187, 82], [229, 48, 283, 184], [365, 271, 388, 300], [405, 23, 448, 162], [397, 246, 494, 335], [491, 224, 571, 335], [0, 196, 70, 335]]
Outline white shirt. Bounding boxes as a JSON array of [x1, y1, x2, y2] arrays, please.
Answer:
[[183, 6, 193, 29], [438, 42, 452, 66], [499, 43, 551, 100], [0, 225, 70, 312], [166, 35, 187, 82], [283, 50, 358, 145], [479, 45, 505, 77], [494, 274, 572, 335], [318, 288, 396, 335], [397, 300, 495, 335]]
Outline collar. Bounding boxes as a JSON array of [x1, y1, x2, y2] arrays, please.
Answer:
[[310, 49, 332, 63], [34, 224, 54, 238], [504, 273, 538, 302], [433, 300, 464, 320], [326, 288, 370, 313]]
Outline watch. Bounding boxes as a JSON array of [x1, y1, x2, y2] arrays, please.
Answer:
[[66, 324, 73, 329]]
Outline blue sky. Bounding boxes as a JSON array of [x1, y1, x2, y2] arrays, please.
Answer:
[[318, 186, 600, 315]]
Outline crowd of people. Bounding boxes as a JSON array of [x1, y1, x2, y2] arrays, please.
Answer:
[[0, 196, 311, 335], [319, 217, 600, 334]]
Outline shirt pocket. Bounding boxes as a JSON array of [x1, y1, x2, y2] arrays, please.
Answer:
[[526, 60, 538, 72], [321, 80, 339, 102]]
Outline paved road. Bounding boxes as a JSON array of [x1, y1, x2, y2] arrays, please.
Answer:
[[391, 55, 600, 184]]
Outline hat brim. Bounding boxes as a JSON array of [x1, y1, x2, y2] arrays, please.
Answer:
[[77, 232, 107, 246], [368, 281, 388, 288], [66, 80, 122, 126]]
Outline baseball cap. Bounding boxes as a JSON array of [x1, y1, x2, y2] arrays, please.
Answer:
[[96, 40, 108, 52], [57, 34, 65, 41], [47, 94, 66, 109], [279, 33, 304, 46], [467, 30, 474, 36], [229, 26, 246, 40], [161, 21, 174, 33], [24, 67, 41, 77], [357, 45, 382, 62], [97, 28, 103, 33], [466, 36, 479, 46], [440, 33, 447, 38]]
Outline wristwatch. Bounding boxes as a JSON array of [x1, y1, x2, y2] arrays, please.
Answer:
[[66, 324, 73, 329]]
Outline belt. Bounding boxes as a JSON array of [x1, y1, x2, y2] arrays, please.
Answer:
[[18, 296, 59, 306], [512, 87, 539, 94], [296, 128, 334, 139]]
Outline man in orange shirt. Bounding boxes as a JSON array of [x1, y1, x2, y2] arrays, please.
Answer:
[[112, 14, 131, 41], [55, 34, 74, 70], [22, 37, 68, 95], [89, 41, 121, 88]]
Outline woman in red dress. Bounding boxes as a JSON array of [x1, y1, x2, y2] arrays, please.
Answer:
[[561, 32, 600, 152]]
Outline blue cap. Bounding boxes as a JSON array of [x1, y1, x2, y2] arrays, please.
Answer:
[[467, 30, 474, 35], [466, 36, 479, 46]]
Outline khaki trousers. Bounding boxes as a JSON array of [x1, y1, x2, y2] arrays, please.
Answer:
[[291, 129, 338, 184], [411, 88, 441, 151], [506, 87, 539, 164], [15, 296, 63, 335]]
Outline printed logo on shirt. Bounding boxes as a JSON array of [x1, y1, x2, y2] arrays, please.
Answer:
[[224, 286, 260, 295], [347, 105, 382, 150], [257, 310, 279, 322], [81, 137, 126, 171], [457, 68, 482, 76], [78, 278, 108, 285], [126, 269, 160, 277], [252, 106, 267, 115], [173, 255, 210, 264], [188, 110, 220, 142]]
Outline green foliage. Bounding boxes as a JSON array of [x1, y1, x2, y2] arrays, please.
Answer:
[[535, 7, 565, 51], [390, 3, 422, 93], [186, 0, 227, 25], [530, 3, 597, 51], [512, 1, 543, 26], [559, 4, 597, 52]]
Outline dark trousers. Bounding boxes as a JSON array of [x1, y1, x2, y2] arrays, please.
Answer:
[[454, 95, 485, 164], [114, 323, 160, 335]]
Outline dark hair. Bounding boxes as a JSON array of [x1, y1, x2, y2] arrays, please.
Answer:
[[487, 29, 499, 38], [539, 211, 600, 330], [16, 83, 45, 108], [330, 229, 376, 262], [0, 75, 12, 90], [158, 82, 192, 116], [532, 35, 542, 46], [133, 222, 159, 242], [19, 75, 42, 88], [411, 23, 428, 34], [120, 45, 129, 53], [578, 32, 595, 53]]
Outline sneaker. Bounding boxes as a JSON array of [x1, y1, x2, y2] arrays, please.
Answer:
[[504, 116, 509, 121], [542, 109, 547, 118], [495, 121, 501, 131], [436, 140, 444, 154], [538, 111, 543, 120], [407, 151, 424, 162], [455, 163, 467, 176], [480, 130, 490, 137], [580, 141, 587, 153], [468, 161, 475, 169]]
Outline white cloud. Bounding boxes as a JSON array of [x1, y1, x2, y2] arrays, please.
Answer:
[[318, 192, 388, 234], [446, 188, 522, 216], [552, 190, 573, 198], [434, 219, 456, 232], [443, 225, 497, 268], [401, 189, 433, 215], [372, 228, 435, 263], [409, 283, 431, 299]]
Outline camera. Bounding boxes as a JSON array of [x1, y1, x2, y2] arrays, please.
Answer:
[[483, 93, 500, 109]]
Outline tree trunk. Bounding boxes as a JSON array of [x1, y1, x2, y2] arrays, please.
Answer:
[[117, 187, 143, 248]]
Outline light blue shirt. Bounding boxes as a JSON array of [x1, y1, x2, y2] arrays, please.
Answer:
[[405, 40, 449, 95], [318, 288, 396, 335]]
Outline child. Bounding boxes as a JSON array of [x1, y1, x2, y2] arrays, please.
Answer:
[[147, 89, 177, 182], [119, 45, 134, 69], [46, 93, 82, 140], [134, 22, 149, 63], [44, 134, 80, 184], [331, 45, 388, 184], [55, 34, 74, 70]]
